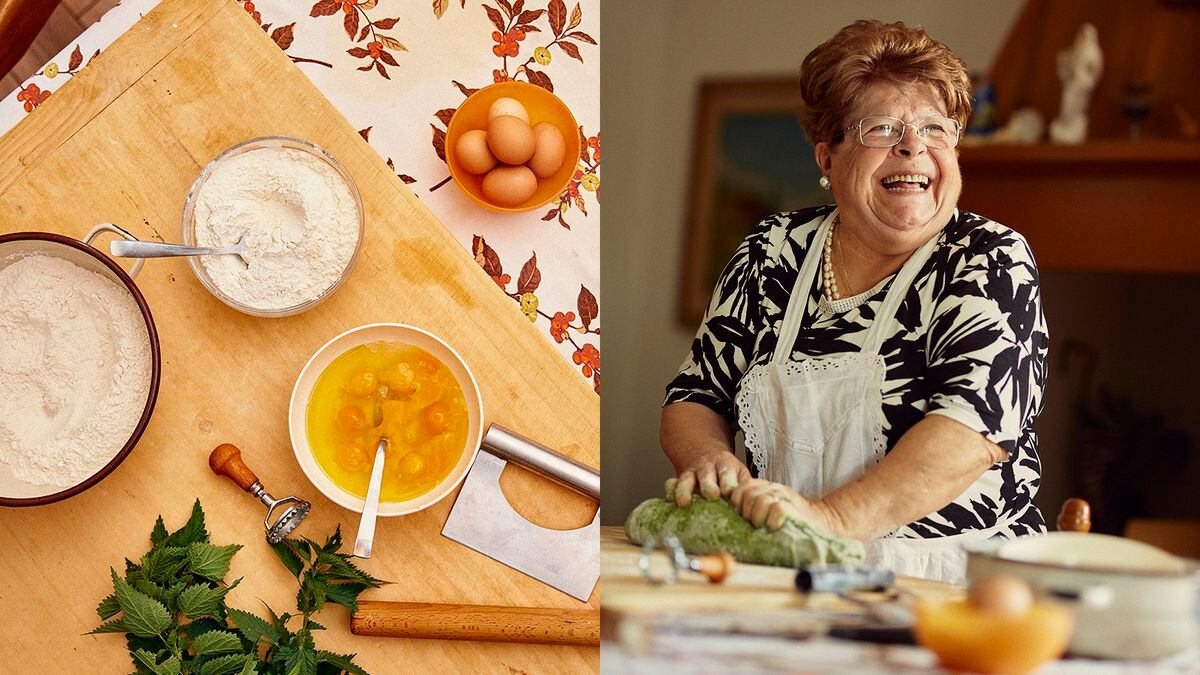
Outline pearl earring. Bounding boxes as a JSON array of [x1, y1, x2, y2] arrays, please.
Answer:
[[819, 175, 831, 190]]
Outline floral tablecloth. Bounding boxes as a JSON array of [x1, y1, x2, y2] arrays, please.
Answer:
[[0, 0, 601, 392]]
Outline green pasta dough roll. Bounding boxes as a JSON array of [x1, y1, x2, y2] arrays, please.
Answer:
[[625, 497, 865, 567]]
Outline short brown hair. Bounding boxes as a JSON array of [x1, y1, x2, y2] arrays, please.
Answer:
[[797, 20, 972, 144]]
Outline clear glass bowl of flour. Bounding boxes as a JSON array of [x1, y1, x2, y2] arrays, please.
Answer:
[[182, 137, 364, 317]]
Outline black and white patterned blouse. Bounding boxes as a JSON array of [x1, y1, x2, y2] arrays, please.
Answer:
[[666, 205, 1049, 538]]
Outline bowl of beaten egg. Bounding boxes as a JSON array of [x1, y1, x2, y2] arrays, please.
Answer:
[[289, 324, 483, 516], [445, 81, 581, 213]]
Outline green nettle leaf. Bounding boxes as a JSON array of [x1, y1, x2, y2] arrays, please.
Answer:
[[133, 648, 181, 672], [126, 633, 167, 659], [320, 527, 343, 554], [198, 653, 254, 675], [188, 543, 242, 581], [96, 593, 120, 619], [150, 516, 169, 547], [112, 569, 172, 637], [157, 656, 183, 675], [228, 608, 279, 646], [165, 499, 210, 547], [269, 541, 305, 578], [235, 657, 258, 675], [181, 617, 232, 646], [283, 629, 317, 675], [321, 583, 367, 614], [315, 651, 367, 675], [297, 572, 328, 614], [313, 550, 383, 586], [135, 578, 166, 601], [190, 629, 242, 656], [163, 581, 188, 613], [143, 546, 189, 583], [87, 617, 127, 635], [178, 579, 241, 619]]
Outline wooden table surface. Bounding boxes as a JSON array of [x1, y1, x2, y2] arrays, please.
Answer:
[[0, 0, 598, 672], [601, 525, 963, 616]]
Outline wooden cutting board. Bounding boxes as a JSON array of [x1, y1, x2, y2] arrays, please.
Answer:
[[0, 0, 598, 672], [601, 525, 963, 621]]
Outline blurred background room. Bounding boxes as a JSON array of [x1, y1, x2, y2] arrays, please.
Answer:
[[602, 0, 1200, 555]]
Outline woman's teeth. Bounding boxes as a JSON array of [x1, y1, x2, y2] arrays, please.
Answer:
[[880, 174, 931, 191]]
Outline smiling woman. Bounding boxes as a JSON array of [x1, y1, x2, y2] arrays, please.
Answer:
[[660, 20, 1049, 584]]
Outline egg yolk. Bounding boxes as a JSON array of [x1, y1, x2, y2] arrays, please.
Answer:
[[306, 341, 469, 502]]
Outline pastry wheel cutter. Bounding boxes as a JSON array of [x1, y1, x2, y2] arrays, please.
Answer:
[[209, 443, 311, 544], [441, 424, 600, 602]]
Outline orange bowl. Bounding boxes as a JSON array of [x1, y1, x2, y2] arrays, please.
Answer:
[[446, 81, 581, 213], [914, 599, 1074, 674]]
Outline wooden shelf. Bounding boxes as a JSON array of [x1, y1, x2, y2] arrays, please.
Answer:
[[956, 139, 1200, 275], [960, 140, 1200, 167]]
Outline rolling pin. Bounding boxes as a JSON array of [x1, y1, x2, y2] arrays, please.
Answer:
[[351, 601, 599, 646]]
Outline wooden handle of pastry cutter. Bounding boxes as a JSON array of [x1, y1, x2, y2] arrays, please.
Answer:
[[208, 443, 259, 491], [350, 601, 599, 646], [695, 551, 735, 583]]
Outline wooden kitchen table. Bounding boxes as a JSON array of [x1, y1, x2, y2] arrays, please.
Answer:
[[600, 527, 1200, 673], [0, 0, 598, 672]]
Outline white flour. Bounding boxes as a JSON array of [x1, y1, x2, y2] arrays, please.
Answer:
[[0, 254, 152, 488], [193, 146, 360, 311]]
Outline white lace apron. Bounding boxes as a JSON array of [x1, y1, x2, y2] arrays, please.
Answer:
[[734, 210, 1020, 584]]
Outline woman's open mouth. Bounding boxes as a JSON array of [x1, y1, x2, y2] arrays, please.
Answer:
[[880, 173, 931, 192]]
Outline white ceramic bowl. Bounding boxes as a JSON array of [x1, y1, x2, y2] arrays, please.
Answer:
[[289, 323, 483, 516]]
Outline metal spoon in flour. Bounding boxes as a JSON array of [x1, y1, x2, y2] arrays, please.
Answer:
[[110, 232, 249, 267]]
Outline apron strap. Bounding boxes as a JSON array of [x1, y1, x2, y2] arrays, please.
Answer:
[[771, 210, 836, 365]]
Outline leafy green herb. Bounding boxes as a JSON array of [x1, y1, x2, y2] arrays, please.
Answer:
[[91, 499, 386, 674]]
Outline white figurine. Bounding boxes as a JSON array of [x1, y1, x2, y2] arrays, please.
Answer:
[[993, 108, 1045, 145], [1049, 23, 1103, 144]]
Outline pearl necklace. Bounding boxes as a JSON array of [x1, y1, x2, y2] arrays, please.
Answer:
[[822, 215, 853, 302]]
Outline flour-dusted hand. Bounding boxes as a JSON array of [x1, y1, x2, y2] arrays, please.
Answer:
[[660, 402, 750, 506], [671, 452, 752, 507], [729, 479, 843, 534]]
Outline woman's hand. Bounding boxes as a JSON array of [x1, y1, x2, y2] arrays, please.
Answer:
[[661, 402, 750, 506], [666, 452, 751, 507], [729, 479, 842, 534]]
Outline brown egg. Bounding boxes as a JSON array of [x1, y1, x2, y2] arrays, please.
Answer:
[[481, 165, 537, 207], [454, 129, 497, 175], [487, 97, 530, 124], [968, 575, 1035, 617], [527, 122, 567, 179], [487, 115, 536, 165]]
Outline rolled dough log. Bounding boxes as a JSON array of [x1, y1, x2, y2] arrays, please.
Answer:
[[625, 497, 865, 567]]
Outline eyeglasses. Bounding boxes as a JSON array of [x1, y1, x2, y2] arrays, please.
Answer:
[[841, 114, 962, 149]]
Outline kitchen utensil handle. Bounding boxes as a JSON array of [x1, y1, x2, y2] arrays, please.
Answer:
[[109, 239, 242, 258], [693, 551, 735, 583], [483, 424, 600, 500], [208, 444, 259, 491], [1057, 497, 1092, 532], [350, 601, 599, 646], [85, 223, 144, 279], [353, 438, 389, 558]]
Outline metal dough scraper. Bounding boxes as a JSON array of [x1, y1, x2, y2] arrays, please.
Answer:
[[442, 424, 600, 602]]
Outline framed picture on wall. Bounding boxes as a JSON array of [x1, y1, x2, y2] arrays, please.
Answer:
[[678, 77, 829, 327]]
